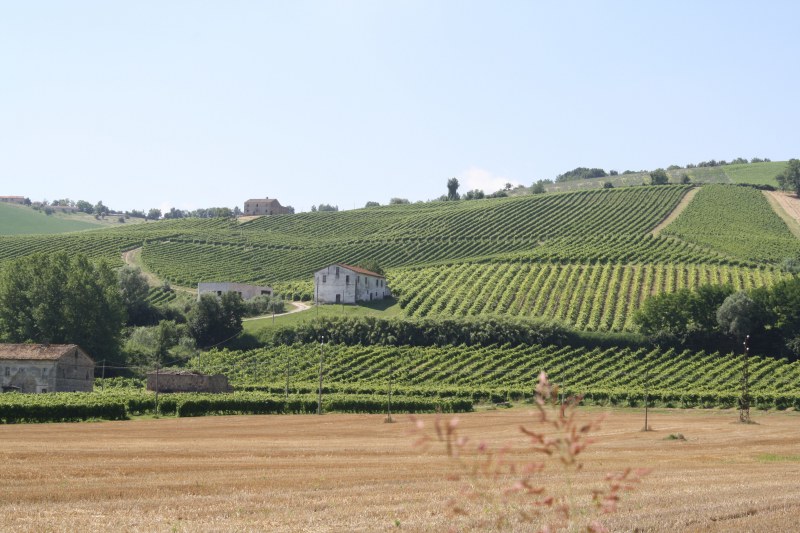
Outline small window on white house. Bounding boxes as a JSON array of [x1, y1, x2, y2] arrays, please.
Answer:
[[41, 388, 47, 393], [346, 275, 350, 284], [4, 367, 8, 377], [322, 275, 327, 283], [335, 266, 340, 277]]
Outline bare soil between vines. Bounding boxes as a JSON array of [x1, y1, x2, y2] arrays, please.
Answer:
[[1, 409, 798, 532]]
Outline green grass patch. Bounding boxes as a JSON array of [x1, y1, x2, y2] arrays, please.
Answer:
[[243, 298, 402, 333], [757, 453, 800, 463], [0, 202, 99, 234]]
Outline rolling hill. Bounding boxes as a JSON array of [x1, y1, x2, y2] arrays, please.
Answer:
[[0, 202, 100, 234]]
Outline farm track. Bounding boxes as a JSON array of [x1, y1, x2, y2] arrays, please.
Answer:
[[122, 247, 195, 294], [0, 409, 798, 532], [651, 186, 699, 236], [765, 190, 800, 239]]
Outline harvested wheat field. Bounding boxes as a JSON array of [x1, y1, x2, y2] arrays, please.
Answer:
[[1, 408, 799, 532]]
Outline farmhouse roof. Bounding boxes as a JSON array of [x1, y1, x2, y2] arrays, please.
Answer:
[[245, 198, 282, 206], [146, 369, 208, 376], [0, 344, 90, 361], [333, 263, 385, 279], [0, 195, 25, 199]]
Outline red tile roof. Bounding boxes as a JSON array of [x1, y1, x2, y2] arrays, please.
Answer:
[[334, 263, 385, 279], [0, 344, 88, 361]]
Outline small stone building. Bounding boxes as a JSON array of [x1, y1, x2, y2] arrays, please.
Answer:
[[314, 263, 390, 304], [198, 282, 273, 301], [0, 344, 94, 393], [146, 370, 231, 393], [243, 198, 293, 216]]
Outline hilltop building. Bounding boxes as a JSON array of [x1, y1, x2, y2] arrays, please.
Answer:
[[0, 344, 94, 393], [198, 282, 273, 301], [314, 263, 390, 304], [243, 198, 293, 216], [0, 196, 26, 205]]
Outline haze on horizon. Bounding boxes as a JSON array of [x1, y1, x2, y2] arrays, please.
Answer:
[[1, 1, 798, 213]]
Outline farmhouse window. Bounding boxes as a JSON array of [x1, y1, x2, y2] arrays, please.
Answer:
[[336, 266, 340, 277], [4, 367, 8, 376], [41, 388, 47, 393], [322, 275, 327, 283], [346, 275, 350, 284]]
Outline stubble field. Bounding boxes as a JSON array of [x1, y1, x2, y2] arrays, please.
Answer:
[[1, 409, 799, 532]]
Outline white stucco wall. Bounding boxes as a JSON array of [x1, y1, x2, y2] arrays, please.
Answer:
[[314, 265, 390, 304], [198, 282, 273, 301]]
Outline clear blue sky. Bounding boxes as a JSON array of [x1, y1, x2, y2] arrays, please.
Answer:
[[1, 1, 798, 213]]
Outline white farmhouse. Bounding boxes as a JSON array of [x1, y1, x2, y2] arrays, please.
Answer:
[[0, 344, 94, 393], [314, 263, 390, 304], [198, 282, 273, 301]]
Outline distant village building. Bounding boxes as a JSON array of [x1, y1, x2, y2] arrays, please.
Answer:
[[0, 196, 26, 205], [146, 369, 231, 393], [198, 282, 273, 301], [0, 344, 94, 393], [243, 198, 293, 216], [314, 263, 390, 304]]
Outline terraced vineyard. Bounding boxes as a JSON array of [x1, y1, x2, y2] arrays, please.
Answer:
[[191, 343, 800, 408], [388, 262, 789, 331]]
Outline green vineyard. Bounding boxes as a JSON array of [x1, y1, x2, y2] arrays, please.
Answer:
[[661, 184, 800, 262], [191, 343, 800, 409], [388, 262, 789, 331]]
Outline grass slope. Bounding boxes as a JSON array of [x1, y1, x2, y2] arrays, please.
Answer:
[[0, 202, 99, 234]]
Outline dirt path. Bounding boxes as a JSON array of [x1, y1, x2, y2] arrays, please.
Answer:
[[765, 190, 800, 239], [243, 301, 311, 321], [651, 186, 700, 236], [121, 247, 195, 294]]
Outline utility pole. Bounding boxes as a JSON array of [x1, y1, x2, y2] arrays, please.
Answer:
[[285, 351, 291, 401], [386, 361, 394, 423], [740, 335, 751, 423], [317, 335, 325, 415]]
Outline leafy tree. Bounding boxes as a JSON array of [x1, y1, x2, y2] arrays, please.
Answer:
[[602, 182, 614, 189], [188, 292, 245, 347], [531, 180, 547, 194], [680, 173, 691, 184], [317, 204, 338, 212], [463, 189, 485, 200], [94, 201, 109, 218], [76, 200, 93, 214], [118, 266, 152, 325], [649, 168, 669, 185], [364, 201, 380, 208], [555, 167, 606, 182], [447, 177, 460, 200], [0, 252, 125, 364], [717, 291, 762, 341], [776, 159, 800, 195], [147, 208, 162, 220], [389, 198, 410, 205]]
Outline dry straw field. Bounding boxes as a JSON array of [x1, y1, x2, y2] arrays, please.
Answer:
[[1, 408, 799, 532]]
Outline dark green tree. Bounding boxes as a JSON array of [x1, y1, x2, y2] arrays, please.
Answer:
[[649, 168, 669, 185], [0, 252, 125, 364], [447, 177, 460, 200], [118, 265, 152, 325], [776, 159, 800, 195], [188, 292, 245, 347]]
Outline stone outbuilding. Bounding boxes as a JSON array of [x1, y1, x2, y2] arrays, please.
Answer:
[[198, 282, 273, 301], [0, 196, 26, 205], [243, 198, 293, 216], [146, 370, 231, 393], [0, 344, 94, 393], [314, 263, 390, 304]]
